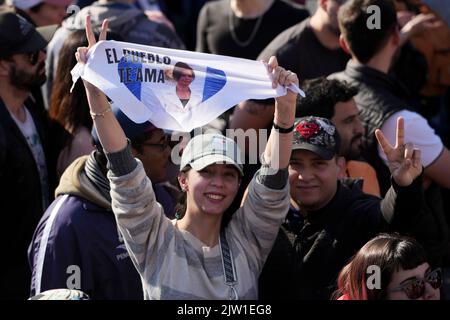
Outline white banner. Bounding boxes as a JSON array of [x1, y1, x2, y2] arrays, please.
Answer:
[[71, 40, 304, 132]]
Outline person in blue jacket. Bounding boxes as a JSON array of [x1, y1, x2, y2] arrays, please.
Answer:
[[28, 105, 178, 299]]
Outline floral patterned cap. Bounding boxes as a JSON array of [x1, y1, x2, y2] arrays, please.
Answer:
[[292, 116, 340, 160]]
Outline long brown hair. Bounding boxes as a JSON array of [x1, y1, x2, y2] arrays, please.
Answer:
[[49, 30, 92, 139], [334, 233, 428, 300]]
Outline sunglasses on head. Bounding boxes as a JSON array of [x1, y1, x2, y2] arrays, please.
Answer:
[[388, 268, 442, 300]]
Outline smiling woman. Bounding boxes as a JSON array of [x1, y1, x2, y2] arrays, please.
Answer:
[[75, 16, 299, 299]]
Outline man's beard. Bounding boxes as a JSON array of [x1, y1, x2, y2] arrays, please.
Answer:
[[344, 134, 364, 160], [9, 62, 46, 91]]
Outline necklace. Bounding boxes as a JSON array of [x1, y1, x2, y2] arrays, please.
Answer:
[[228, 8, 264, 47]]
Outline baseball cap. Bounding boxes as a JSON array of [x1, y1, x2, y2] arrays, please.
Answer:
[[91, 103, 158, 151], [292, 116, 340, 160], [0, 11, 53, 59], [8, 0, 73, 10], [180, 133, 244, 176]]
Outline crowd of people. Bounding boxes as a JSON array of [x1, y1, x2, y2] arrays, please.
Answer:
[[0, 0, 449, 301]]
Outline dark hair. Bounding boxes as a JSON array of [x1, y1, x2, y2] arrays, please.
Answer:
[[49, 30, 92, 149], [338, 0, 398, 63], [50, 30, 123, 151], [129, 131, 157, 155], [29, 3, 45, 13], [295, 77, 358, 119], [173, 61, 195, 81], [174, 166, 190, 220], [334, 233, 428, 300]]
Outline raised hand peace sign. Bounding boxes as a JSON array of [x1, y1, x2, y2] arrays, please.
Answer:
[[75, 16, 108, 65], [375, 117, 422, 187]]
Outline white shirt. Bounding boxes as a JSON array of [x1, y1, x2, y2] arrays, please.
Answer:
[[378, 110, 444, 167], [160, 86, 202, 115]]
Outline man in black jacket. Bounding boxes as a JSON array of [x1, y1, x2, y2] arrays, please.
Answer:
[[259, 116, 431, 300], [0, 11, 57, 299]]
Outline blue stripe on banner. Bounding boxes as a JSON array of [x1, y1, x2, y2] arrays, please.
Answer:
[[118, 57, 142, 101], [202, 67, 227, 103]]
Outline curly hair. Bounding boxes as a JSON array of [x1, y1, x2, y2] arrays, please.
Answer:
[[295, 77, 358, 119]]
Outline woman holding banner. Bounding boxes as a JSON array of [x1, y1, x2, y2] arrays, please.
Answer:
[[76, 16, 299, 299]]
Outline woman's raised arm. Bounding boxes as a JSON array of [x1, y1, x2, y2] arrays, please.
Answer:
[[76, 16, 127, 153]]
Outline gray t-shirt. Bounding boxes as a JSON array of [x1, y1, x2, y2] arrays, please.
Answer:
[[258, 18, 349, 82]]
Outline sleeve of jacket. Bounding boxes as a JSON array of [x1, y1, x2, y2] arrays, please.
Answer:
[[380, 172, 424, 232], [28, 196, 92, 297], [382, 173, 449, 265]]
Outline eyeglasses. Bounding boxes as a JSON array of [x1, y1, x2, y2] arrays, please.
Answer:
[[141, 136, 171, 151], [387, 268, 442, 300], [28, 50, 41, 65]]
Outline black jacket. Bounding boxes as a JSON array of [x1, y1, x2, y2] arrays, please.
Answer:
[[259, 176, 429, 300], [0, 98, 57, 299], [329, 61, 449, 266]]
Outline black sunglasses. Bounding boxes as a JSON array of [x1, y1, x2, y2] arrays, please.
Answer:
[[388, 268, 442, 300], [28, 50, 41, 65]]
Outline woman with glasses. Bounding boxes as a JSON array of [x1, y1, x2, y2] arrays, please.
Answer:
[[334, 233, 441, 300]]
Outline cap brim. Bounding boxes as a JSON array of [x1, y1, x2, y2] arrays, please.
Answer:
[[292, 143, 335, 160], [36, 24, 58, 43], [189, 154, 244, 176]]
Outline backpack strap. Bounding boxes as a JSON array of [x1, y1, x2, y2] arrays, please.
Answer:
[[220, 228, 238, 300]]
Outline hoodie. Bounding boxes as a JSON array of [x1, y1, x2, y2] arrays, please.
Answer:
[[29, 155, 149, 299]]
